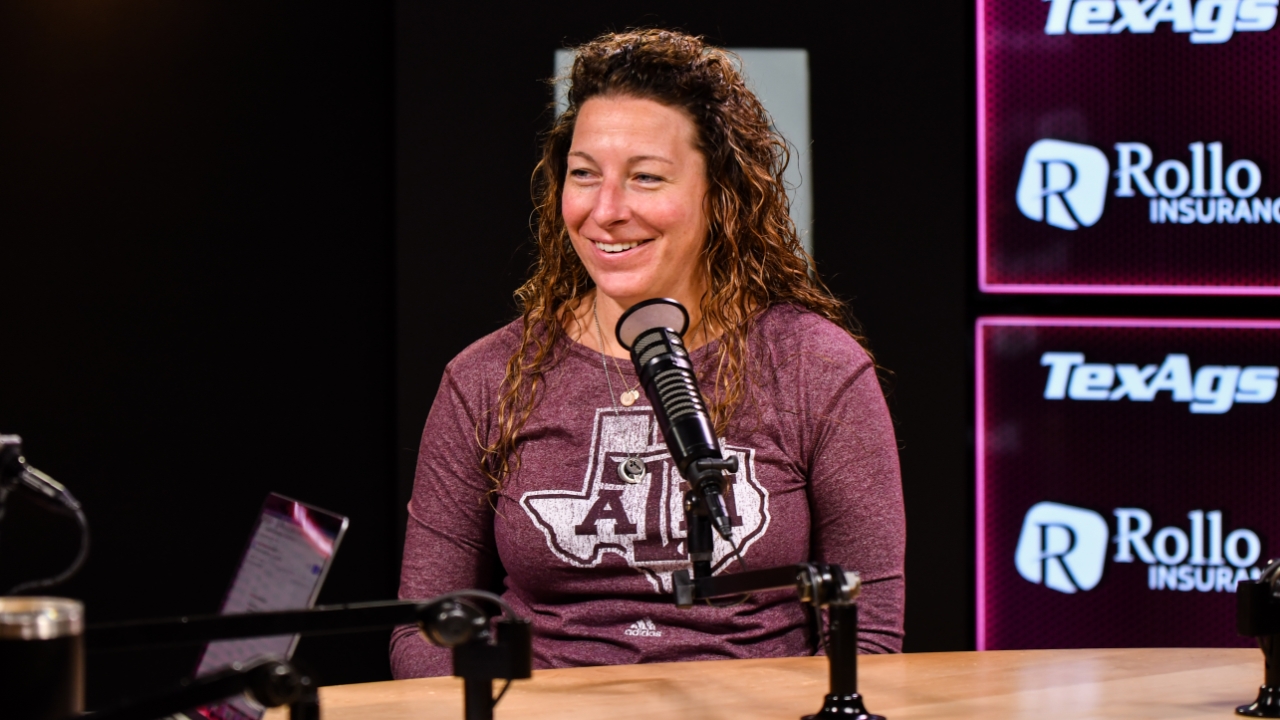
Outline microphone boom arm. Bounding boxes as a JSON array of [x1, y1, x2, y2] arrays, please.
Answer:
[[85, 658, 308, 720]]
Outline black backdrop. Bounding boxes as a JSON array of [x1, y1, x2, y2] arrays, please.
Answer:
[[0, 1, 976, 706], [0, 2, 396, 707]]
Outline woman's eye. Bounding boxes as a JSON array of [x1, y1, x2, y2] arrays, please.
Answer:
[[569, 168, 595, 180], [634, 174, 662, 184]]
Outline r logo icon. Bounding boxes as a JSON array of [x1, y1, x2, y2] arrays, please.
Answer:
[[1015, 501, 1109, 594], [1016, 139, 1110, 230]]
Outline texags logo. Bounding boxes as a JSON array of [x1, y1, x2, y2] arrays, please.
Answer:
[[1016, 140, 1110, 230], [1042, 0, 1279, 43], [1016, 502, 1110, 593], [1041, 351, 1279, 413]]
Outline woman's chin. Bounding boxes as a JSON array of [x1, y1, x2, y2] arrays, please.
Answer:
[[593, 278, 662, 306], [585, 261, 661, 303]]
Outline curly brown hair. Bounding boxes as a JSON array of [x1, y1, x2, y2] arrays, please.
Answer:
[[480, 29, 867, 492]]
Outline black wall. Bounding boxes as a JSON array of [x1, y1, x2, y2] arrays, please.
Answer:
[[0, 2, 396, 707], [0, 0, 978, 706]]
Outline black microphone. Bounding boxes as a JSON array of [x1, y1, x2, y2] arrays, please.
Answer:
[[616, 299, 736, 541]]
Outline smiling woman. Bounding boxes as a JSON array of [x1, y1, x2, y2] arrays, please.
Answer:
[[392, 29, 906, 678]]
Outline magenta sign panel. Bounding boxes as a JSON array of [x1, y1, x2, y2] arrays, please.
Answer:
[[977, 317, 1280, 649], [978, 0, 1280, 294]]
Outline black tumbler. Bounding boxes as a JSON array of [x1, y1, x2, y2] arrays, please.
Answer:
[[0, 597, 84, 720]]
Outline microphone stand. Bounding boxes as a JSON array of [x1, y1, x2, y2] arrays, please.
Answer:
[[615, 300, 882, 717], [1236, 563, 1280, 717], [85, 596, 533, 720], [674, 490, 885, 720]]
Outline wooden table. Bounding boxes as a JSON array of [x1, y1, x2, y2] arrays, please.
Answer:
[[266, 648, 1267, 719]]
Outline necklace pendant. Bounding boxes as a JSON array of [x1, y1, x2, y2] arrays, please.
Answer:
[[617, 456, 646, 484], [620, 389, 640, 407]]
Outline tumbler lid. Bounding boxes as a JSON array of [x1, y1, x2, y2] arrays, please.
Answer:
[[0, 597, 84, 640]]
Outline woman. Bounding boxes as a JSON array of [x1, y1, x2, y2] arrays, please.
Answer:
[[392, 29, 904, 678]]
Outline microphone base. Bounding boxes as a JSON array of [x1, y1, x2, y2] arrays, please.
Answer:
[[802, 692, 885, 720], [1239, 685, 1280, 717]]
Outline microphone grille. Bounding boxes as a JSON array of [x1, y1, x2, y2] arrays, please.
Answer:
[[635, 330, 680, 368], [654, 367, 704, 421]]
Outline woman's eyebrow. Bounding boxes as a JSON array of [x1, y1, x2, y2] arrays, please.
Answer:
[[628, 155, 674, 164], [568, 151, 674, 165]]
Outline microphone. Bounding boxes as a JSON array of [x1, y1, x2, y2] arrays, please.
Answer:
[[615, 299, 736, 541]]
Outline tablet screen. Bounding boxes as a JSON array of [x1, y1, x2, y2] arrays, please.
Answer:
[[192, 493, 348, 720]]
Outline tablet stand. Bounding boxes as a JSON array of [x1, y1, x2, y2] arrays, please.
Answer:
[[85, 596, 532, 720]]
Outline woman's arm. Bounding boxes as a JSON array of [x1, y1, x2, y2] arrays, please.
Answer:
[[801, 337, 907, 653], [391, 364, 498, 678]]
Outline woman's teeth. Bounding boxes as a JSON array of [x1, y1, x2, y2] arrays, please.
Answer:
[[595, 240, 643, 253]]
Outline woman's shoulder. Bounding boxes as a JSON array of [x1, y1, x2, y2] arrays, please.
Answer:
[[442, 318, 524, 383], [752, 303, 873, 373]]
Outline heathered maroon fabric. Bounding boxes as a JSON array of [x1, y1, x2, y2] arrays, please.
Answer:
[[391, 304, 905, 678]]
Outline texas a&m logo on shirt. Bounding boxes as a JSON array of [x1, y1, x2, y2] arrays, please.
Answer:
[[520, 407, 771, 593]]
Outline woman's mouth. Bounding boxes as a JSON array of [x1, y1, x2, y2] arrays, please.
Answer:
[[594, 239, 651, 254]]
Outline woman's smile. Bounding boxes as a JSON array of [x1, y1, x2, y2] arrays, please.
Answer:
[[591, 237, 653, 254]]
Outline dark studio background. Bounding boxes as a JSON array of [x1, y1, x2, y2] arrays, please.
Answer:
[[1, 1, 978, 706]]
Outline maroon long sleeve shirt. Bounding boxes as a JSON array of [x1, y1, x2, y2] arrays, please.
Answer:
[[392, 304, 905, 677]]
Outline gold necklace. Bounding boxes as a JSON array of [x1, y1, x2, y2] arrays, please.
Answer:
[[593, 301, 642, 406], [593, 299, 647, 484]]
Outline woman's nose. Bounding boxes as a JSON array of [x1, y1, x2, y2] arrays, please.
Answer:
[[590, 180, 631, 227]]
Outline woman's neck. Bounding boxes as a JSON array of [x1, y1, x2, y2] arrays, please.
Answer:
[[568, 289, 714, 359]]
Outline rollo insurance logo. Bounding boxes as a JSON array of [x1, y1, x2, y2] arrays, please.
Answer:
[[1018, 140, 1280, 230], [1017, 502, 1264, 594]]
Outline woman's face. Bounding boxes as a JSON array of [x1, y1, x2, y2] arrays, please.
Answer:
[[562, 95, 709, 313]]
